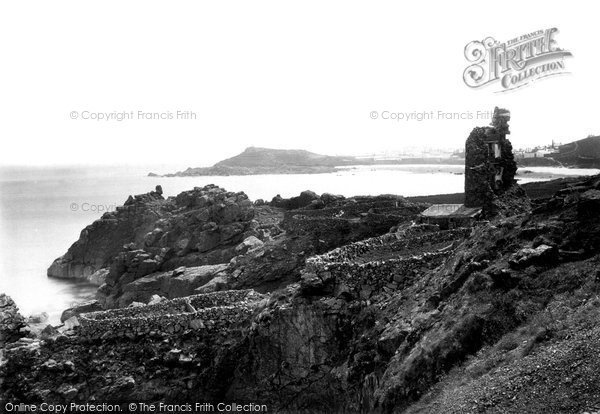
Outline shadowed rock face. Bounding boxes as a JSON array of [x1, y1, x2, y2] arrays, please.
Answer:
[[47, 190, 166, 281], [47, 185, 256, 285]]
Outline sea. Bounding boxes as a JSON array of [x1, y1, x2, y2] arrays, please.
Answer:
[[1, 164, 598, 324]]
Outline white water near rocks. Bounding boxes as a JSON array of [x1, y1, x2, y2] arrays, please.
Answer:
[[1, 164, 598, 324]]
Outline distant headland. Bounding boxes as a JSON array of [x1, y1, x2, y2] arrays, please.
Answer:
[[148, 146, 464, 177], [151, 136, 600, 178]]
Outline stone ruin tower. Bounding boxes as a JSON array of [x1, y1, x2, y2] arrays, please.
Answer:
[[464, 107, 517, 209]]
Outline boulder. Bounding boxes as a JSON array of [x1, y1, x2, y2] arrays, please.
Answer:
[[40, 324, 59, 340], [60, 300, 103, 323], [270, 191, 320, 209], [148, 295, 166, 305], [63, 316, 80, 330], [194, 276, 228, 293], [143, 228, 164, 247], [103, 376, 135, 399], [129, 302, 146, 307], [167, 264, 229, 297], [321, 193, 344, 205], [114, 264, 229, 306], [212, 202, 243, 224], [88, 268, 109, 285], [287, 190, 320, 209], [27, 312, 49, 324], [270, 194, 285, 208], [509, 244, 558, 269], [235, 236, 264, 254], [116, 272, 170, 306]]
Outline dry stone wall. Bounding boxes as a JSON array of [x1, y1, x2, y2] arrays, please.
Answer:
[[319, 252, 451, 298], [309, 228, 471, 265], [77, 290, 265, 340], [302, 227, 471, 298]]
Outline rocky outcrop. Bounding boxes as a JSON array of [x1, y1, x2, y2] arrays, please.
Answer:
[[49, 185, 428, 309], [47, 185, 261, 304], [270, 190, 319, 209], [226, 194, 429, 293], [60, 300, 103, 323], [509, 244, 557, 269], [0, 294, 25, 347], [47, 190, 165, 281], [102, 264, 229, 308], [47, 185, 259, 284]]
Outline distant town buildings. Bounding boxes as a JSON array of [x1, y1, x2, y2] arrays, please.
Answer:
[[368, 146, 464, 160], [514, 143, 560, 159]]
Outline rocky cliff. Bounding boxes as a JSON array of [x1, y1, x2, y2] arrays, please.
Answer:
[[47, 190, 165, 282], [5, 176, 600, 413], [47, 185, 264, 286]]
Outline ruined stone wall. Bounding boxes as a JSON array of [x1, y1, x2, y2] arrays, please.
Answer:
[[77, 290, 265, 340], [287, 198, 422, 219], [281, 214, 416, 240], [309, 228, 470, 264], [302, 227, 471, 299], [281, 197, 427, 237], [311, 252, 451, 298], [282, 215, 352, 235], [77, 305, 257, 340], [465, 127, 495, 208], [464, 107, 517, 210]]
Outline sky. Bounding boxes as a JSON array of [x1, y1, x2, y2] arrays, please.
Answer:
[[0, 1, 597, 170]]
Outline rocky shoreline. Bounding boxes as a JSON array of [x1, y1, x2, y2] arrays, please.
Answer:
[[2, 173, 600, 412]]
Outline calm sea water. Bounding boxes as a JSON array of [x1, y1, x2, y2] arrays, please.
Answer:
[[1, 164, 598, 324]]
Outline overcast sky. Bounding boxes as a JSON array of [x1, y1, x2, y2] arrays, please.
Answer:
[[0, 1, 597, 169]]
